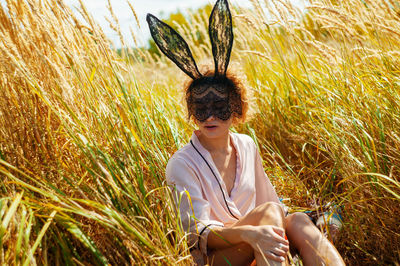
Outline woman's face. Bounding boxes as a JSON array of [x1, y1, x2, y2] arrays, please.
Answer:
[[188, 78, 241, 138], [195, 115, 233, 139], [190, 86, 232, 122]]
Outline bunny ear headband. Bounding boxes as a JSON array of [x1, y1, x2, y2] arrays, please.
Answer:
[[146, 0, 234, 79]]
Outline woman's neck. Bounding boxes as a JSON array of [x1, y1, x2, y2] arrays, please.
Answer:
[[196, 131, 231, 154]]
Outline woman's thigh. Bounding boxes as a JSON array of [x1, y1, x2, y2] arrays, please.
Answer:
[[232, 202, 286, 227]]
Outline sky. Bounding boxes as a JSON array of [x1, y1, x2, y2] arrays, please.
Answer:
[[64, 0, 306, 47], [64, 0, 256, 47], [0, 0, 304, 48]]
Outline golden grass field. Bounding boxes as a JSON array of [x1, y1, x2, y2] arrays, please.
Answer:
[[1, 0, 400, 265]]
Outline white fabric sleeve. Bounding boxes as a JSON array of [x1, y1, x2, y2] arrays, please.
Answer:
[[166, 157, 223, 255], [251, 140, 281, 205]]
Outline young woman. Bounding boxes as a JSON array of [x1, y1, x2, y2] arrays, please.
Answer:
[[147, 1, 346, 265]]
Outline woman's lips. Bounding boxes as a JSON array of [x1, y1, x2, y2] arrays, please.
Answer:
[[204, 125, 218, 129]]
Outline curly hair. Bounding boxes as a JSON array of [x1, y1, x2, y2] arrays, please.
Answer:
[[183, 64, 251, 125]]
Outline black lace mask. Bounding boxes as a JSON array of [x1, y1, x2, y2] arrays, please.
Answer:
[[187, 76, 242, 122], [191, 88, 230, 122], [147, 0, 242, 120]]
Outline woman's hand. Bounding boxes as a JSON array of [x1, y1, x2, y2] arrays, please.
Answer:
[[240, 225, 289, 262]]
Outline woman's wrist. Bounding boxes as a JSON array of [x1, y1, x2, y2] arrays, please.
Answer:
[[207, 225, 255, 249], [236, 225, 255, 244]]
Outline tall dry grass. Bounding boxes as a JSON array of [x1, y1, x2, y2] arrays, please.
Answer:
[[0, 0, 190, 264], [0, 0, 399, 265]]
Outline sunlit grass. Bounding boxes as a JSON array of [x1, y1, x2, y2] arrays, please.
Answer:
[[0, 0, 399, 264]]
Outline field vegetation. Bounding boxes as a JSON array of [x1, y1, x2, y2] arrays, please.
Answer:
[[0, 0, 399, 265]]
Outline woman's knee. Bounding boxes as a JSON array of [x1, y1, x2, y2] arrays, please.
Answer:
[[286, 212, 312, 230], [249, 202, 285, 225], [286, 212, 311, 223], [285, 212, 321, 241]]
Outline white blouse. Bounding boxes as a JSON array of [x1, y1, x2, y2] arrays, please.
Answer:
[[165, 131, 280, 264]]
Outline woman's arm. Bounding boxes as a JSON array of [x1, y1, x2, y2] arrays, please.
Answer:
[[166, 156, 224, 254], [206, 201, 290, 263], [207, 224, 288, 250]]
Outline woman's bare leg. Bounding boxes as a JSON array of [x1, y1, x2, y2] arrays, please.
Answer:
[[205, 204, 345, 265], [206, 242, 254, 266], [206, 202, 287, 266], [285, 212, 345, 266], [233, 202, 287, 266]]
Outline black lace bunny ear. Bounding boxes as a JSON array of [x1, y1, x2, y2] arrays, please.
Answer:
[[209, 0, 233, 76], [146, 14, 202, 80]]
